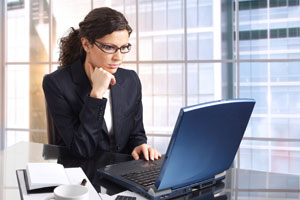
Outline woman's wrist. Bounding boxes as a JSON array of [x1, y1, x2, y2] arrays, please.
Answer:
[[90, 88, 105, 99]]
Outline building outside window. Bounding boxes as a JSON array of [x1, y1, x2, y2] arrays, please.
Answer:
[[238, 0, 300, 174]]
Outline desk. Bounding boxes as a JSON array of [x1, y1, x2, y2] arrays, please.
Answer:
[[1, 142, 300, 200]]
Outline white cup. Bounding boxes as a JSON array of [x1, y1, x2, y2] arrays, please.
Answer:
[[53, 184, 89, 200]]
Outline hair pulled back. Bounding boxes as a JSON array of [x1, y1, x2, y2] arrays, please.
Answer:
[[58, 7, 132, 66]]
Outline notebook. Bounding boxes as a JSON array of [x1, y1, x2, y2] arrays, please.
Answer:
[[98, 99, 255, 200], [16, 167, 101, 200], [25, 163, 69, 191]]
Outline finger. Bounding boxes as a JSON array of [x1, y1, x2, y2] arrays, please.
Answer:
[[149, 148, 155, 161], [155, 150, 161, 160], [131, 150, 139, 160], [142, 146, 149, 161], [154, 150, 159, 160]]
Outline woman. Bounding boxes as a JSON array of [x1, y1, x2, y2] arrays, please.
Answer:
[[43, 7, 161, 160]]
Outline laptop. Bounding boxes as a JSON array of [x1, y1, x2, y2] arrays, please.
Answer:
[[98, 99, 255, 199]]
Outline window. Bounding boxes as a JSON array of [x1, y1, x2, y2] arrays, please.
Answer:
[[2, 0, 300, 175], [238, 0, 300, 174]]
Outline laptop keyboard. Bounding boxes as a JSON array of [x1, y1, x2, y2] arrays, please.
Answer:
[[121, 166, 161, 188], [115, 195, 136, 200]]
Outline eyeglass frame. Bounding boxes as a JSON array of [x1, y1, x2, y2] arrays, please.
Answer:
[[94, 41, 132, 54]]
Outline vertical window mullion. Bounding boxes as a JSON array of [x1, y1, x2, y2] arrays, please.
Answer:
[[184, 0, 187, 107], [136, 0, 139, 75], [0, 0, 7, 149], [235, 0, 241, 170], [49, 0, 52, 73]]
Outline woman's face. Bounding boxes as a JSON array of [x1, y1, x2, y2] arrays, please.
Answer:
[[84, 30, 130, 74]]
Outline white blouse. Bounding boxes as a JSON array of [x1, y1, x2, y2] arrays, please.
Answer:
[[103, 89, 113, 134]]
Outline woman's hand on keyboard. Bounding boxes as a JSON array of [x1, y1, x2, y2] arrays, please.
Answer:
[[131, 144, 161, 161]]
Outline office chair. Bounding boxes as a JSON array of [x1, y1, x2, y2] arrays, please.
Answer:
[[45, 66, 63, 145], [45, 101, 60, 145]]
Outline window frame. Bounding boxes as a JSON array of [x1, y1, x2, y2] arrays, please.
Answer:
[[1, 0, 300, 173]]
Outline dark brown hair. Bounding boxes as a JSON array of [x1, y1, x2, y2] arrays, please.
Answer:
[[58, 7, 132, 66]]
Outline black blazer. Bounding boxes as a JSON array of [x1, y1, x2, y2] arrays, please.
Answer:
[[43, 59, 147, 158]]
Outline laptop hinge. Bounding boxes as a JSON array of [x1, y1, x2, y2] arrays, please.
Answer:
[[148, 188, 172, 196], [215, 171, 226, 179]]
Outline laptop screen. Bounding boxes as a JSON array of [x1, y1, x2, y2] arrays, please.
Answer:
[[155, 99, 255, 190]]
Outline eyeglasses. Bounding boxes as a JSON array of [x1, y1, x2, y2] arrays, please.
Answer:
[[94, 42, 132, 54]]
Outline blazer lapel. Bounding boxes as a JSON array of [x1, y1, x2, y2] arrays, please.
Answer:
[[111, 70, 126, 144], [71, 59, 92, 104]]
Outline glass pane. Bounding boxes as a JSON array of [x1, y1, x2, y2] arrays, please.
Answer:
[[140, 64, 153, 133], [138, 0, 185, 61], [187, 0, 232, 60], [240, 62, 268, 82], [153, 64, 167, 95], [168, 34, 183, 60], [153, 1, 167, 31], [240, 140, 270, 172], [271, 85, 300, 115], [187, 33, 214, 60], [168, 96, 184, 126], [187, 0, 213, 28], [146, 135, 154, 147], [153, 36, 167, 60], [240, 140, 300, 175], [143, 96, 153, 131], [139, 64, 153, 95], [244, 117, 269, 138], [6, 130, 29, 148], [167, 0, 184, 60], [7, 0, 49, 62], [140, 63, 185, 135], [139, 37, 152, 60], [138, 0, 152, 32], [6, 65, 30, 129], [52, 0, 91, 62], [138, 0, 153, 61], [29, 64, 48, 132], [145, 136, 171, 154], [240, 62, 300, 139], [51, 64, 59, 73], [152, 136, 171, 154], [240, 86, 268, 114], [168, 64, 184, 95], [187, 63, 221, 105], [270, 62, 300, 81], [124, 1, 137, 32], [167, 0, 183, 30], [6, 64, 49, 143], [153, 96, 167, 128]]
